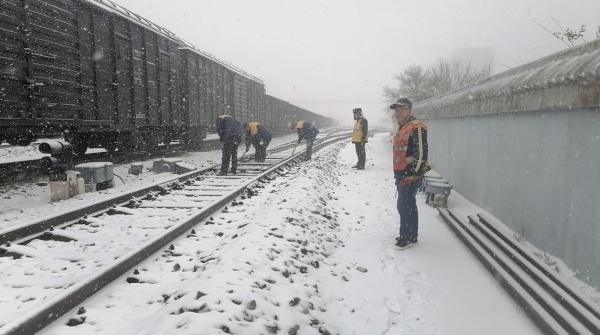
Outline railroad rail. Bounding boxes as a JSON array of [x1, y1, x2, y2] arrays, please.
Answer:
[[0, 133, 349, 334], [0, 139, 224, 183], [439, 208, 600, 335]]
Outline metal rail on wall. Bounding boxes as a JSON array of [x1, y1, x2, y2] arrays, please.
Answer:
[[438, 208, 600, 335]]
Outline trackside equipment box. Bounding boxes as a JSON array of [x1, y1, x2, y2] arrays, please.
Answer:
[[152, 158, 182, 173], [74, 162, 114, 184]]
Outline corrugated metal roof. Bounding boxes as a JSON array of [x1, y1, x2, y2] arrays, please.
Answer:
[[416, 38, 600, 118]]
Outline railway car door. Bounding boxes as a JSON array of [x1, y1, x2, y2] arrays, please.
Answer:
[[144, 33, 159, 127], [115, 38, 133, 127], [130, 25, 148, 125], [158, 52, 172, 126]]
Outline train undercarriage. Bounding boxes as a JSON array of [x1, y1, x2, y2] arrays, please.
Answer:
[[1, 125, 207, 156]]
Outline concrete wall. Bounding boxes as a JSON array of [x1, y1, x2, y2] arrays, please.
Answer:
[[426, 107, 600, 287]]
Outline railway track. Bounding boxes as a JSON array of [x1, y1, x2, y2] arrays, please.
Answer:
[[0, 139, 224, 183], [0, 133, 348, 334], [439, 208, 600, 335]]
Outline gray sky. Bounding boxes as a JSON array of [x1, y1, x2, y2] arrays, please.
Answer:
[[111, 0, 599, 124]]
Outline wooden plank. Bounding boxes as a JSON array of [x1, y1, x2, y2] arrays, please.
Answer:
[[0, 54, 26, 68], [0, 40, 25, 56], [29, 22, 77, 45], [0, 0, 25, 13], [0, 13, 25, 28], [30, 0, 77, 21], [0, 100, 28, 109], [29, 61, 79, 79]]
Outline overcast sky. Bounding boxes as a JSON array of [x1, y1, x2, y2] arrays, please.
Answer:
[[110, 0, 599, 123]]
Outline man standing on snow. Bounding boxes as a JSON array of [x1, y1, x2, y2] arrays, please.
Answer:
[[291, 120, 319, 160], [351, 108, 368, 170], [391, 98, 429, 249], [216, 114, 243, 175], [243, 121, 272, 162]]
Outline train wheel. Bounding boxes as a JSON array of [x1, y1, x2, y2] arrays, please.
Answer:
[[72, 141, 88, 156], [118, 133, 135, 154], [65, 134, 88, 156], [143, 134, 159, 152], [119, 141, 134, 154], [163, 134, 172, 148], [104, 141, 118, 155]]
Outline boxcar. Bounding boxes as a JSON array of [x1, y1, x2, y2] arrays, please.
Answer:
[[0, 0, 332, 153], [0, 0, 184, 154], [178, 41, 265, 145], [265, 94, 293, 132], [265, 94, 335, 134]]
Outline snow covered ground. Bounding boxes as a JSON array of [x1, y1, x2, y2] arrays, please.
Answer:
[[0, 140, 223, 230], [2, 132, 597, 334]]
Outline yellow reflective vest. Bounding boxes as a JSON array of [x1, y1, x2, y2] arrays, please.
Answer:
[[351, 117, 368, 143]]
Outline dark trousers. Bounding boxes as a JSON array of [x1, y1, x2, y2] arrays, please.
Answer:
[[252, 139, 270, 162], [305, 136, 316, 159], [221, 135, 241, 173], [397, 179, 422, 241], [354, 142, 366, 167]]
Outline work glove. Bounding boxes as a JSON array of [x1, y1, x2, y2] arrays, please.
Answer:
[[395, 178, 415, 187]]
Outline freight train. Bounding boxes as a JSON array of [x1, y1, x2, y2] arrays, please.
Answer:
[[0, 0, 335, 154]]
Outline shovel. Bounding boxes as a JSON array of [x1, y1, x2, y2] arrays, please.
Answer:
[[291, 143, 298, 156]]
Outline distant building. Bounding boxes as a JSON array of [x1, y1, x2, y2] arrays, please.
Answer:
[[451, 47, 494, 72]]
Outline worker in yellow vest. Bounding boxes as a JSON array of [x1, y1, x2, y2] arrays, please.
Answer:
[[351, 108, 368, 170], [391, 98, 429, 249]]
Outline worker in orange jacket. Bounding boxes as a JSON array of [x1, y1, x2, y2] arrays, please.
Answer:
[[391, 98, 429, 249]]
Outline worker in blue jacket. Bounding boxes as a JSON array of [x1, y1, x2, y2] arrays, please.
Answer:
[[216, 114, 243, 175], [291, 120, 319, 160]]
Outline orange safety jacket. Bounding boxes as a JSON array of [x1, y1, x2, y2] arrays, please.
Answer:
[[393, 119, 426, 172]]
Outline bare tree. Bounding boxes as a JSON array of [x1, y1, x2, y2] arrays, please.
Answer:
[[427, 59, 492, 96], [383, 59, 491, 107], [383, 65, 433, 103]]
